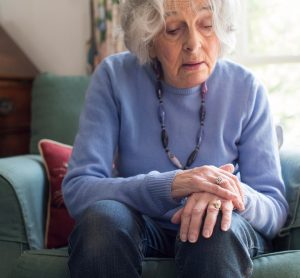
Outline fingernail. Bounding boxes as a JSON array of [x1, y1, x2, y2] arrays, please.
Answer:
[[222, 224, 229, 231], [203, 229, 210, 238], [189, 235, 197, 243], [181, 234, 187, 242]]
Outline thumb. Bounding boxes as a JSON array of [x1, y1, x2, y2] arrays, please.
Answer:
[[220, 163, 234, 173], [171, 208, 183, 224]]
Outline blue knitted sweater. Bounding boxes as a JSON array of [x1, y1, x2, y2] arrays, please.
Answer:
[[62, 52, 288, 239]]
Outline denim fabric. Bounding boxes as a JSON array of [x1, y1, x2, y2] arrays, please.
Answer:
[[68, 200, 268, 278], [175, 213, 269, 278]]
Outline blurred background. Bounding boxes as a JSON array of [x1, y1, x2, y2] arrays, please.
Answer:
[[233, 0, 300, 150]]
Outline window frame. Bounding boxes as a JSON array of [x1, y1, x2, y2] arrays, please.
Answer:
[[231, 1, 300, 147], [233, 1, 300, 66]]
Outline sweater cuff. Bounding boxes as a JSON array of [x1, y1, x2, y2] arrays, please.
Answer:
[[238, 182, 256, 218], [145, 170, 182, 213]]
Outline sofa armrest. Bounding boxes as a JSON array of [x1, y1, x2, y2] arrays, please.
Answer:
[[276, 148, 300, 249], [0, 155, 47, 250]]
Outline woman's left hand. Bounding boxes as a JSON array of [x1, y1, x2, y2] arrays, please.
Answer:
[[171, 192, 234, 243]]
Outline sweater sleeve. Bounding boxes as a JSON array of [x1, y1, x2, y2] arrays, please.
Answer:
[[237, 79, 288, 239], [62, 61, 181, 221]]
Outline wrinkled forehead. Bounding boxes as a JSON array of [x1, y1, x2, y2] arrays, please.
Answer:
[[164, 0, 210, 13]]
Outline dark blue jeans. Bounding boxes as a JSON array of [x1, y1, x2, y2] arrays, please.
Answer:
[[68, 200, 269, 278]]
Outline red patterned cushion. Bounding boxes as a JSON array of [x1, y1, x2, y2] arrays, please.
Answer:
[[38, 139, 75, 249]]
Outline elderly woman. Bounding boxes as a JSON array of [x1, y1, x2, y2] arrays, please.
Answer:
[[62, 0, 288, 277]]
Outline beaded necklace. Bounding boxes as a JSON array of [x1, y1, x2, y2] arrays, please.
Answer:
[[154, 65, 208, 170]]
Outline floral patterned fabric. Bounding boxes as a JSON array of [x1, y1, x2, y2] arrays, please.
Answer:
[[88, 0, 125, 72]]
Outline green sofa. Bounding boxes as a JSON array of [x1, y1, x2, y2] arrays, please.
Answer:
[[0, 73, 300, 278]]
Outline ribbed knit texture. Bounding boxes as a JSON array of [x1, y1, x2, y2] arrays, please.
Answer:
[[62, 52, 288, 239]]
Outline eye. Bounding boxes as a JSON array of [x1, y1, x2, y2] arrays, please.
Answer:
[[166, 28, 180, 35], [202, 25, 213, 34], [199, 21, 214, 36], [165, 21, 185, 37]]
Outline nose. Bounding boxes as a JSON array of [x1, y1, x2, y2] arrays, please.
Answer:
[[183, 28, 202, 53]]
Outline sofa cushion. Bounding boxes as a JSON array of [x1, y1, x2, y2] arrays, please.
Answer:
[[12, 248, 70, 278], [11, 248, 300, 278], [251, 250, 300, 277], [30, 73, 90, 154], [0, 241, 29, 278], [276, 149, 300, 250], [38, 139, 75, 249]]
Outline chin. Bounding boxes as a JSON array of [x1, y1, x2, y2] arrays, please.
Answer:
[[184, 73, 209, 87]]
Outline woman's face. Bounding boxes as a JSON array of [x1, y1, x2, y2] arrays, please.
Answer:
[[151, 0, 220, 88]]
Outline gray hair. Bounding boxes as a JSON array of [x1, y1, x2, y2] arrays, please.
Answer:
[[120, 0, 240, 64]]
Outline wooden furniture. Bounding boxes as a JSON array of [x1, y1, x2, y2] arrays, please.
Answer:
[[0, 26, 39, 157]]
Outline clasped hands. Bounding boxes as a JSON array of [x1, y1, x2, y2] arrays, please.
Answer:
[[171, 164, 245, 243]]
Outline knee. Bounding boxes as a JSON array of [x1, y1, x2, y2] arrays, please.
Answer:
[[79, 200, 131, 230], [197, 213, 252, 253], [175, 213, 253, 277], [68, 200, 144, 276], [178, 214, 244, 252], [71, 200, 138, 251]]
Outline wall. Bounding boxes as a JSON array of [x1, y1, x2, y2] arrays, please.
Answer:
[[0, 0, 90, 75]]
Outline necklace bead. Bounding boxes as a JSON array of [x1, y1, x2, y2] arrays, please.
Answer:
[[155, 78, 207, 170], [161, 129, 169, 149]]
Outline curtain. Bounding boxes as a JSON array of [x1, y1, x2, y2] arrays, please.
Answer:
[[88, 0, 125, 72]]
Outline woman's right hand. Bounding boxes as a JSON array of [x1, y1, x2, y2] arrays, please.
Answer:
[[171, 164, 245, 211]]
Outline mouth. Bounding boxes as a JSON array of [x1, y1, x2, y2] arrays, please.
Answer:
[[182, 61, 206, 70]]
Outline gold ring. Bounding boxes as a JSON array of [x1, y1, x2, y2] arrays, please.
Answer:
[[215, 176, 223, 185], [213, 200, 222, 210]]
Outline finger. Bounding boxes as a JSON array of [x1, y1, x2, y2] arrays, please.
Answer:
[[171, 208, 183, 224], [216, 177, 244, 211], [219, 164, 234, 173], [187, 201, 207, 243], [217, 170, 245, 210], [179, 197, 197, 242], [211, 167, 244, 210], [219, 169, 243, 197], [202, 201, 220, 238], [204, 175, 242, 210], [192, 176, 239, 201], [172, 169, 239, 200], [221, 201, 233, 231], [213, 171, 239, 196]]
